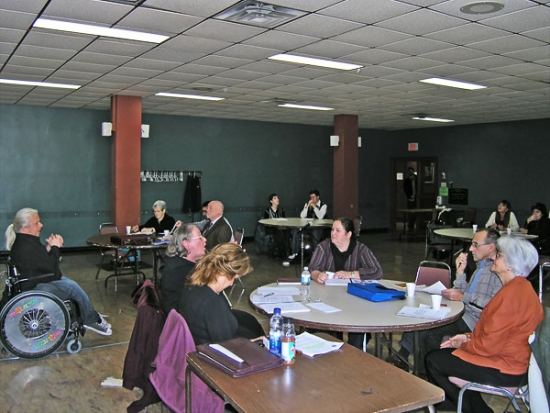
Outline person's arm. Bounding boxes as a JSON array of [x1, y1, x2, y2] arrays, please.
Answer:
[[314, 203, 327, 219], [485, 212, 496, 228], [139, 216, 157, 233], [205, 296, 238, 343], [308, 242, 331, 283], [465, 265, 502, 311], [299, 203, 308, 219], [355, 243, 383, 280], [508, 212, 520, 232], [159, 215, 176, 232]]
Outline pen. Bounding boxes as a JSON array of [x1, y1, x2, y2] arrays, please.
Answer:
[[263, 293, 274, 298], [441, 304, 448, 307]]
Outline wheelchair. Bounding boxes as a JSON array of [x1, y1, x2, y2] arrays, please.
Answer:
[[0, 263, 84, 359]]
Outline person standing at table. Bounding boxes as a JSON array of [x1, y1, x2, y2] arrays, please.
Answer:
[[309, 217, 383, 349], [288, 189, 328, 260], [389, 228, 502, 374], [177, 243, 264, 345], [485, 199, 519, 232], [519, 202, 550, 255], [425, 236, 543, 413], [262, 193, 287, 257], [160, 223, 206, 314], [403, 167, 417, 231], [3, 208, 112, 336], [201, 200, 233, 251], [132, 200, 176, 234]]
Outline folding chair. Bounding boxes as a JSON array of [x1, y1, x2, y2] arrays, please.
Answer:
[[425, 221, 453, 261], [230, 228, 246, 295], [95, 222, 119, 279], [415, 261, 452, 288], [353, 216, 362, 238]]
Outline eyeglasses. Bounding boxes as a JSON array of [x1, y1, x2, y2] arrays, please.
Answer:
[[471, 242, 490, 248], [496, 251, 505, 259]]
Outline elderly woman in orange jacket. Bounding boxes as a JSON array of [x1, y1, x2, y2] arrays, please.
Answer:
[[425, 236, 544, 413]]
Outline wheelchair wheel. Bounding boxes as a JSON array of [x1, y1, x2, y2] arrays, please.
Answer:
[[66, 338, 82, 354], [0, 290, 70, 359]]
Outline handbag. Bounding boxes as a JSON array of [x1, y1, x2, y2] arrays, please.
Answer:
[[347, 280, 406, 302], [196, 337, 284, 377]]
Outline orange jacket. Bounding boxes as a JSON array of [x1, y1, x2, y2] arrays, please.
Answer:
[[453, 276, 543, 375]]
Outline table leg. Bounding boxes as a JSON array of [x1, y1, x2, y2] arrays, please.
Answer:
[[413, 330, 419, 376], [185, 364, 192, 413]]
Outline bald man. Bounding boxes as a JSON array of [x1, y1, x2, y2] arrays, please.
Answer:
[[201, 200, 234, 251]]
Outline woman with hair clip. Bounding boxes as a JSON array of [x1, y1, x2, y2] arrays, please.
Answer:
[[177, 243, 264, 345], [159, 223, 206, 314]]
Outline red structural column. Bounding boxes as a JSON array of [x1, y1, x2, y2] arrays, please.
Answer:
[[332, 114, 359, 219], [110, 95, 141, 230]]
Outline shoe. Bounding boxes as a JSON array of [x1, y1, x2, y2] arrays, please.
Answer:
[[98, 313, 111, 328], [386, 354, 409, 372], [84, 319, 112, 336], [282, 261, 290, 267], [288, 253, 297, 260]]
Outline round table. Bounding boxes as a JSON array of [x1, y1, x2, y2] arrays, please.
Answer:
[[249, 279, 464, 375], [86, 233, 168, 288], [258, 217, 333, 228]]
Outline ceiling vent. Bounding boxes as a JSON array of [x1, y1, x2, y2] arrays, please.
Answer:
[[215, 1, 307, 29]]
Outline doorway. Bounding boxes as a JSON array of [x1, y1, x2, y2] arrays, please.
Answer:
[[390, 157, 438, 235]]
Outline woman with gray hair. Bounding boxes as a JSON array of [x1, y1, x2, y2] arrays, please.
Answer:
[[425, 236, 543, 413], [159, 223, 206, 314], [132, 200, 176, 234]]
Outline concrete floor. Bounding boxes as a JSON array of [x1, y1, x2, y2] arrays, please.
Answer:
[[0, 232, 541, 412]]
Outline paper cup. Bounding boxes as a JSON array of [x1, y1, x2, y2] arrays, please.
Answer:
[[406, 282, 416, 297], [507, 228, 512, 235], [126, 226, 131, 235], [164, 230, 170, 237], [431, 294, 442, 311], [472, 224, 478, 233]]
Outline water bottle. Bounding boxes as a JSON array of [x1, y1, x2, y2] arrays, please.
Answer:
[[269, 308, 283, 356], [281, 317, 296, 365], [301, 267, 311, 300]]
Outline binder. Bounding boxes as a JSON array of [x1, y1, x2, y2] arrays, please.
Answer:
[[196, 337, 284, 377], [347, 281, 406, 302]]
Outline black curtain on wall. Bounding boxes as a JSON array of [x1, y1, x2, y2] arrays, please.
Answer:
[[182, 173, 202, 213]]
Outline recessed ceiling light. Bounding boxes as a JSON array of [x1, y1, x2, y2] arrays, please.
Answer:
[[155, 92, 224, 101], [269, 54, 362, 71], [420, 77, 486, 91], [0, 78, 80, 89], [33, 18, 169, 44], [278, 103, 333, 111], [215, 0, 307, 29], [460, 2, 504, 15], [412, 116, 454, 123]]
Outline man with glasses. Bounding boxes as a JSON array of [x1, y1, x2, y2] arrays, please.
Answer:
[[389, 228, 502, 375]]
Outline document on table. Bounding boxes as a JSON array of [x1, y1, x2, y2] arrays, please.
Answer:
[[307, 302, 341, 313], [295, 332, 344, 357], [325, 278, 350, 286], [419, 281, 447, 295], [257, 286, 301, 296], [250, 294, 295, 304], [273, 218, 288, 221], [259, 302, 310, 314], [397, 306, 451, 320]]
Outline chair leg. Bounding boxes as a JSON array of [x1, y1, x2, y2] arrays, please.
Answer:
[[96, 254, 105, 279]]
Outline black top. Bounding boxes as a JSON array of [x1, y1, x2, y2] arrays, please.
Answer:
[[139, 213, 176, 233], [10, 233, 62, 289], [159, 256, 195, 314], [525, 216, 550, 255], [263, 206, 285, 219], [177, 285, 238, 345]]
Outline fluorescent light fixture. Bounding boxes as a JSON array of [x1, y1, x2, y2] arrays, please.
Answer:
[[155, 92, 224, 101], [0, 78, 80, 89], [278, 103, 334, 111], [269, 54, 362, 71], [412, 116, 454, 123], [420, 77, 486, 91], [33, 18, 169, 44]]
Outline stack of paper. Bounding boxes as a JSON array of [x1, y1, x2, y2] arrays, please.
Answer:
[[397, 306, 451, 320], [295, 332, 344, 357], [307, 302, 341, 313], [259, 302, 310, 314], [325, 278, 350, 286]]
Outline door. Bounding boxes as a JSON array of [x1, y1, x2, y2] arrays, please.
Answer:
[[390, 157, 438, 233]]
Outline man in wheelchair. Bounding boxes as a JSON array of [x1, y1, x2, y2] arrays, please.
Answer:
[[3, 208, 112, 336]]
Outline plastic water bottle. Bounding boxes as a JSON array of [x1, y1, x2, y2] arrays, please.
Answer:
[[269, 308, 283, 356], [301, 267, 311, 300], [281, 317, 296, 365]]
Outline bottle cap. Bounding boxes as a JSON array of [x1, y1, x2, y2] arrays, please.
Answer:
[[274, 307, 281, 314], [303, 267, 309, 271]]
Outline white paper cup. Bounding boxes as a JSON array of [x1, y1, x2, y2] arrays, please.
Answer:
[[507, 228, 512, 235], [126, 226, 131, 235], [406, 282, 416, 297], [472, 224, 478, 233], [164, 230, 170, 237], [431, 294, 442, 311]]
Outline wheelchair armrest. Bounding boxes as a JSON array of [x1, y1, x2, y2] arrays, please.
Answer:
[[11, 273, 58, 289]]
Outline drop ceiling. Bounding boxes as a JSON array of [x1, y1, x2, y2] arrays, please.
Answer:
[[1, 0, 549, 130]]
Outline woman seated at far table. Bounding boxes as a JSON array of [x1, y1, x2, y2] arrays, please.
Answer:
[[519, 202, 550, 255], [485, 199, 519, 232], [132, 200, 176, 234], [425, 236, 543, 413], [309, 217, 383, 349], [178, 243, 264, 345]]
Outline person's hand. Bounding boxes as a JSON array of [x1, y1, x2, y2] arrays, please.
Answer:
[[490, 223, 497, 229], [141, 227, 154, 233], [47, 234, 63, 248], [334, 270, 352, 279], [441, 334, 469, 349], [442, 288, 463, 301], [519, 228, 528, 234], [316, 271, 328, 284], [455, 252, 468, 274]]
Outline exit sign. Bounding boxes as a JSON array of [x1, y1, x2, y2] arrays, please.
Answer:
[[408, 142, 418, 151]]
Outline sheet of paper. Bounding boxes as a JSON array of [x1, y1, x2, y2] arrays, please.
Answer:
[[421, 281, 447, 294], [324, 278, 350, 286], [326, 271, 335, 278], [250, 294, 295, 304], [273, 218, 288, 221], [210, 344, 244, 363], [397, 306, 451, 320], [259, 302, 310, 314], [257, 286, 301, 296], [295, 332, 344, 357], [307, 302, 341, 313]]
